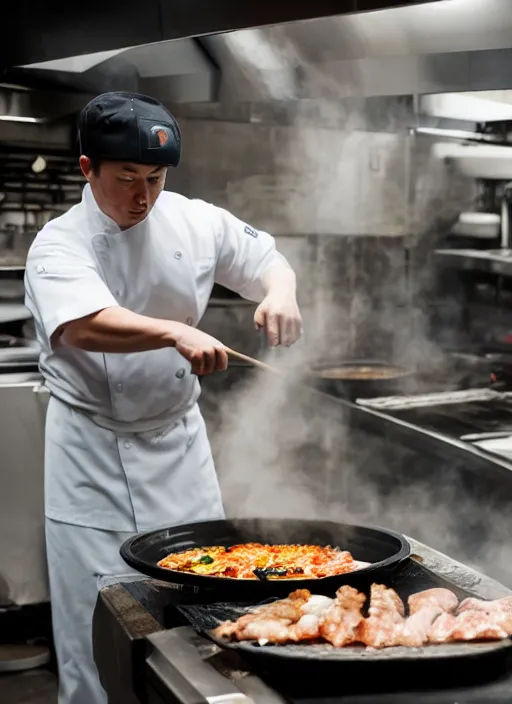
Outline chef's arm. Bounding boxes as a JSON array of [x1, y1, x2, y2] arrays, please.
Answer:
[[254, 263, 302, 346], [25, 240, 227, 371], [58, 307, 228, 374], [211, 204, 302, 346], [260, 261, 297, 297], [58, 307, 179, 352]]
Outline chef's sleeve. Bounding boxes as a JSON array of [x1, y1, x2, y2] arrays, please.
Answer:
[[212, 206, 291, 302], [24, 238, 119, 343]]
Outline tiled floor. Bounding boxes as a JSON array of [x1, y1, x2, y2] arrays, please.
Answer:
[[0, 669, 57, 704]]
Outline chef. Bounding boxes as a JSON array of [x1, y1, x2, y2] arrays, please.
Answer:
[[24, 91, 302, 704]]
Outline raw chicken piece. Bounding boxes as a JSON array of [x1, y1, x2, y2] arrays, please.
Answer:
[[213, 619, 240, 639], [288, 594, 334, 641], [457, 596, 512, 615], [356, 584, 405, 649], [290, 613, 323, 641], [301, 594, 333, 616], [395, 588, 459, 647], [212, 589, 310, 642], [237, 617, 294, 644], [452, 611, 509, 641], [319, 585, 366, 648], [255, 589, 311, 620], [408, 588, 459, 616], [429, 610, 509, 643], [428, 613, 457, 644], [396, 606, 443, 647]]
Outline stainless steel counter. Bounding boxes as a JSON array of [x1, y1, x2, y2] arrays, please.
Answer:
[[0, 376, 49, 605], [435, 248, 512, 277]]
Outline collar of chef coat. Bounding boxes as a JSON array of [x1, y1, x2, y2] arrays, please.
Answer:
[[82, 183, 151, 238]]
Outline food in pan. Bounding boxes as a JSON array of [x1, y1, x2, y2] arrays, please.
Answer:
[[157, 543, 370, 580], [457, 596, 512, 614], [212, 584, 512, 649], [314, 365, 409, 381]]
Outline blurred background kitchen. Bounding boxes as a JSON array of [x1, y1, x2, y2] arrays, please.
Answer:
[[6, 0, 512, 700]]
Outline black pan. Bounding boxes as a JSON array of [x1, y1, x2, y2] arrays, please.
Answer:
[[309, 360, 414, 401], [120, 518, 410, 598]]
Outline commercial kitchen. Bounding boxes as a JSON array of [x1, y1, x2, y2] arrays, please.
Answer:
[[6, 0, 512, 702]]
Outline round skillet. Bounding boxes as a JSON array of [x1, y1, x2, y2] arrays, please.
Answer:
[[308, 360, 414, 400], [120, 518, 410, 598]]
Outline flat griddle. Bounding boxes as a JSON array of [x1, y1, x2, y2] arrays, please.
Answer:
[[120, 518, 410, 599], [176, 558, 512, 689]]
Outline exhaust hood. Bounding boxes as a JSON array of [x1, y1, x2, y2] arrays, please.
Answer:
[[0, 86, 94, 124], [1, 1, 442, 70], [7, 0, 512, 120], [201, 0, 512, 102], [2, 1, 444, 114]]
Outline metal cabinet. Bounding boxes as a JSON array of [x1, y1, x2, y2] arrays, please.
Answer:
[[0, 375, 49, 605]]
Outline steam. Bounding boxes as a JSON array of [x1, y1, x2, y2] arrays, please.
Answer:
[[191, 31, 510, 586]]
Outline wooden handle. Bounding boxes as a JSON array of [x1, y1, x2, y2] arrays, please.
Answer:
[[225, 348, 280, 373]]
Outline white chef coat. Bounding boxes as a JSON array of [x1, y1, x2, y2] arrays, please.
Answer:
[[24, 184, 289, 532]]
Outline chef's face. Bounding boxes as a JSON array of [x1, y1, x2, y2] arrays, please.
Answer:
[[80, 156, 167, 229]]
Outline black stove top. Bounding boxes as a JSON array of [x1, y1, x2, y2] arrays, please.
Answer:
[[386, 398, 512, 440]]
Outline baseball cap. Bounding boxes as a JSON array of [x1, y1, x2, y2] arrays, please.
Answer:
[[78, 92, 181, 167]]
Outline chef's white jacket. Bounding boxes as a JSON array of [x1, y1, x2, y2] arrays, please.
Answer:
[[24, 184, 289, 532]]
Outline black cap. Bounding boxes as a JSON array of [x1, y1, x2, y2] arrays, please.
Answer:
[[78, 92, 181, 167]]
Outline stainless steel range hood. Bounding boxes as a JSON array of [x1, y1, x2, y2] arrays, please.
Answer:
[[3, 1, 442, 116], [8, 0, 512, 119], [202, 0, 512, 102], [1, 1, 442, 71]]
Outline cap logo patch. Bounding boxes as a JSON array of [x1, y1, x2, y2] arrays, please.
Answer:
[[156, 129, 168, 146], [148, 124, 171, 149]]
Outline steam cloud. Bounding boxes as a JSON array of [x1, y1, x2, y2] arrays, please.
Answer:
[[191, 27, 511, 586]]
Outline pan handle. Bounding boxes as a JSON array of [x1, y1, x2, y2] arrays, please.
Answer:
[[144, 628, 253, 704]]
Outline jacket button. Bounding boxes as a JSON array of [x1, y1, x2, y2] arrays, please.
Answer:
[[124, 441, 132, 450], [175, 368, 185, 379], [174, 251, 182, 260]]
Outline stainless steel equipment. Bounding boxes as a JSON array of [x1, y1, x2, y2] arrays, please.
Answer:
[[0, 375, 49, 605], [434, 248, 512, 277], [501, 184, 512, 250]]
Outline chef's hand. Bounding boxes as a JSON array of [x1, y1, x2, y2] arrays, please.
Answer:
[[172, 323, 228, 375], [254, 289, 302, 347]]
